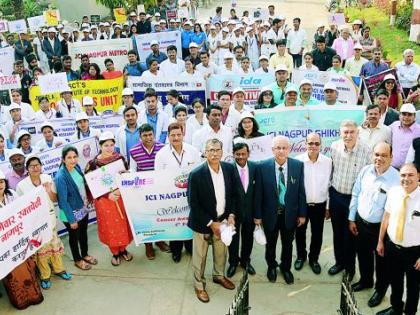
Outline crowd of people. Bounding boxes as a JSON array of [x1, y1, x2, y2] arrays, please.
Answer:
[[0, 2, 419, 315]]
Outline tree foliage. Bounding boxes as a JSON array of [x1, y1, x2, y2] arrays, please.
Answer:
[[0, 0, 49, 20]]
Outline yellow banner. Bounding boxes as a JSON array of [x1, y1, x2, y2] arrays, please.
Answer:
[[29, 78, 123, 112], [43, 9, 60, 26], [113, 8, 127, 24]]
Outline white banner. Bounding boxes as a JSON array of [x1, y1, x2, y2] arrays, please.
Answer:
[[8, 19, 27, 34], [291, 69, 360, 105], [0, 47, 16, 75], [134, 31, 182, 61], [0, 75, 21, 90], [236, 134, 273, 161], [89, 114, 124, 135], [39, 73, 69, 95], [27, 15, 46, 33], [0, 187, 53, 279], [68, 38, 132, 72]]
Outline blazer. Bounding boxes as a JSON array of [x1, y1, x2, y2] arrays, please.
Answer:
[[384, 107, 399, 126], [187, 162, 237, 234], [254, 157, 307, 231], [43, 37, 62, 60], [232, 160, 257, 224]]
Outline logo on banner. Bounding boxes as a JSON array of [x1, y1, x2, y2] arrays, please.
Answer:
[[121, 176, 154, 187], [174, 174, 188, 189], [222, 80, 234, 89]]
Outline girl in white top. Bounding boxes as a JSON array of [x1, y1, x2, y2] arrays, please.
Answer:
[[70, 112, 101, 142], [36, 122, 66, 152], [169, 105, 188, 136], [15, 130, 38, 155], [164, 90, 186, 118], [9, 89, 35, 121], [185, 99, 208, 144], [35, 96, 58, 120], [82, 96, 100, 117], [56, 88, 83, 118], [218, 28, 231, 65], [298, 52, 319, 71], [180, 57, 201, 78], [207, 27, 220, 65], [141, 59, 161, 81]]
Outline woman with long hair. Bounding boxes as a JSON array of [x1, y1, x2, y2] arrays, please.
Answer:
[[84, 63, 104, 80], [235, 112, 264, 140], [16, 154, 72, 289], [55, 145, 98, 271], [377, 74, 404, 110], [299, 52, 319, 71], [255, 88, 277, 109], [191, 23, 207, 51], [1, 170, 44, 309], [327, 55, 349, 75], [85, 132, 133, 266], [164, 89, 186, 118], [185, 98, 208, 144], [180, 57, 201, 78]]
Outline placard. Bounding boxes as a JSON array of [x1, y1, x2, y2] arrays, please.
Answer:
[[38, 73, 69, 94], [328, 13, 346, 26], [85, 158, 126, 199], [114, 8, 127, 24], [27, 15, 46, 33], [0, 75, 21, 90], [0, 20, 8, 33], [134, 31, 181, 61], [0, 47, 16, 75], [8, 20, 27, 34], [90, 15, 101, 24], [44, 9, 60, 26]]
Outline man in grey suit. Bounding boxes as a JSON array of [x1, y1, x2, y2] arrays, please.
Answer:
[[254, 135, 307, 284], [227, 142, 257, 277]]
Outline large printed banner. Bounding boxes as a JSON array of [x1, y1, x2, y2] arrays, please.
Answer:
[[119, 170, 192, 244], [135, 31, 182, 61], [128, 76, 206, 106], [292, 69, 360, 105], [0, 47, 15, 75], [363, 68, 404, 104], [255, 106, 365, 156], [208, 74, 274, 108], [0, 187, 53, 279], [68, 39, 132, 72], [29, 78, 124, 112], [18, 115, 123, 144]]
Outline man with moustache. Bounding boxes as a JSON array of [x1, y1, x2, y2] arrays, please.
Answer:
[[358, 105, 391, 149], [376, 163, 420, 315], [349, 142, 399, 308], [5, 149, 27, 190]]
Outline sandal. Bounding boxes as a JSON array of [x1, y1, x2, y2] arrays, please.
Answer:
[[111, 255, 121, 266], [120, 250, 133, 262], [74, 260, 92, 270], [40, 279, 52, 290], [83, 255, 98, 265], [56, 271, 72, 280]]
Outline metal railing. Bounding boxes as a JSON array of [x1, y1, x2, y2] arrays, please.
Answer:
[[338, 272, 362, 315], [226, 271, 251, 315]]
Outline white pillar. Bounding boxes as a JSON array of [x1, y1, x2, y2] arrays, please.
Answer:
[[410, 0, 420, 42]]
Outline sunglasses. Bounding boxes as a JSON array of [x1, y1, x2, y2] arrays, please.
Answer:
[[307, 142, 321, 146]]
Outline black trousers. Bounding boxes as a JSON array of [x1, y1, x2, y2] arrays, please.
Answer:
[[355, 213, 388, 293], [291, 53, 303, 68], [170, 240, 192, 256], [295, 202, 326, 262], [386, 241, 420, 315], [63, 215, 89, 262], [265, 212, 295, 271], [329, 187, 356, 271], [228, 219, 255, 266]]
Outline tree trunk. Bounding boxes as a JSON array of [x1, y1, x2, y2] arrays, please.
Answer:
[[13, 0, 24, 19]]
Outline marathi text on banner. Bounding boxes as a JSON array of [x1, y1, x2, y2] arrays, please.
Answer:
[[207, 73, 274, 108], [119, 170, 192, 244], [29, 78, 124, 112], [0, 187, 53, 279], [255, 106, 365, 156], [128, 75, 206, 107], [134, 31, 182, 61], [68, 39, 132, 72], [291, 69, 360, 105]]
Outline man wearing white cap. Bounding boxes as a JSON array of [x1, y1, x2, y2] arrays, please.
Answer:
[[320, 82, 344, 106], [5, 149, 27, 190], [283, 86, 299, 107], [181, 21, 193, 59], [267, 64, 297, 104], [297, 80, 320, 106], [206, 25, 220, 65], [5, 103, 27, 146], [188, 42, 201, 66], [56, 87, 83, 118], [217, 52, 240, 75], [396, 49, 420, 97], [81, 27, 92, 42], [390, 103, 420, 169], [344, 43, 368, 77], [255, 55, 275, 76], [43, 27, 62, 69], [118, 88, 142, 115]]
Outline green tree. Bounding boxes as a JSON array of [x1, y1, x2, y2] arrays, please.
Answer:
[[96, 0, 128, 18]]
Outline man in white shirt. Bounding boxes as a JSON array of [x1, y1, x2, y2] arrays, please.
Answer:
[[117, 87, 142, 115], [295, 133, 332, 274], [192, 105, 233, 161], [267, 18, 286, 53], [217, 52, 240, 75], [5, 103, 27, 146], [159, 45, 185, 77], [238, 56, 254, 74], [395, 49, 420, 97], [286, 18, 307, 68], [358, 104, 391, 149], [345, 43, 368, 77], [155, 122, 201, 263], [196, 51, 218, 79], [376, 163, 420, 315], [218, 90, 241, 134], [255, 55, 275, 76]]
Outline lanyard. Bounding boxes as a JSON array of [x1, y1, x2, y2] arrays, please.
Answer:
[[171, 147, 185, 167]]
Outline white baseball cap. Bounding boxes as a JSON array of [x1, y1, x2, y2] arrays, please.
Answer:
[[189, 42, 198, 48], [99, 131, 115, 142], [154, 12, 161, 17], [383, 73, 396, 82], [400, 103, 416, 114], [7, 148, 24, 160], [47, 27, 57, 33], [16, 129, 31, 142], [299, 79, 313, 87], [223, 52, 234, 59], [233, 87, 245, 96], [83, 96, 94, 105], [354, 43, 363, 50], [353, 19, 363, 25], [122, 87, 134, 96], [275, 64, 288, 72], [150, 40, 159, 47], [324, 82, 337, 91], [222, 27, 229, 33], [0, 170, 5, 180], [8, 103, 21, 112], [40, 121, 54, 131], [285, 86, 298, 94], [240, 111, 254, 121], [259, 55, 269, 61], [75, 112, 89, 122]]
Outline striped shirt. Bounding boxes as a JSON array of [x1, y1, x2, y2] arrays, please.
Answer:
[[129, 141, 164, 172], [331, 140, 371, 195]]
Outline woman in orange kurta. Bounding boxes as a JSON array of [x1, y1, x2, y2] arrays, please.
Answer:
[[85, 132, 133, 266]]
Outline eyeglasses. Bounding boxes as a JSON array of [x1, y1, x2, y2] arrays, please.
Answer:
[[307, 142, 321, 146], [207, 148, 222, 154], [28, 164, 42, 169], [385, 81, 395, 84]]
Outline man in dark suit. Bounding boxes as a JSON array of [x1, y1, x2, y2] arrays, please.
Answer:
[[227, 142, 257, 278], [188, 138, 236, 303], [254, 135, 307, 284], [43, 27, 62, 70]]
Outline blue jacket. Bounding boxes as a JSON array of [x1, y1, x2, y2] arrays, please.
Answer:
[[254, 157, 307, 231], [43, 37, 62, 60], [55, 164, 85, 224]]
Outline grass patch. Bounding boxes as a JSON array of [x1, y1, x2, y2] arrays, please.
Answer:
[[345, 6, 420, 65]]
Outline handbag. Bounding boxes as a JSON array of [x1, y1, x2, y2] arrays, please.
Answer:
[[253, 225, 267, 245]]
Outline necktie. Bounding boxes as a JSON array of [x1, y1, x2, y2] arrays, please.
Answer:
[[278, 166, 286, 208], [396, 194, 410, 242], [240, 168, 246, 191]]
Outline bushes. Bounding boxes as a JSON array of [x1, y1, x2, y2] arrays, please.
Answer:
[[395, 0, 413, 32]]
